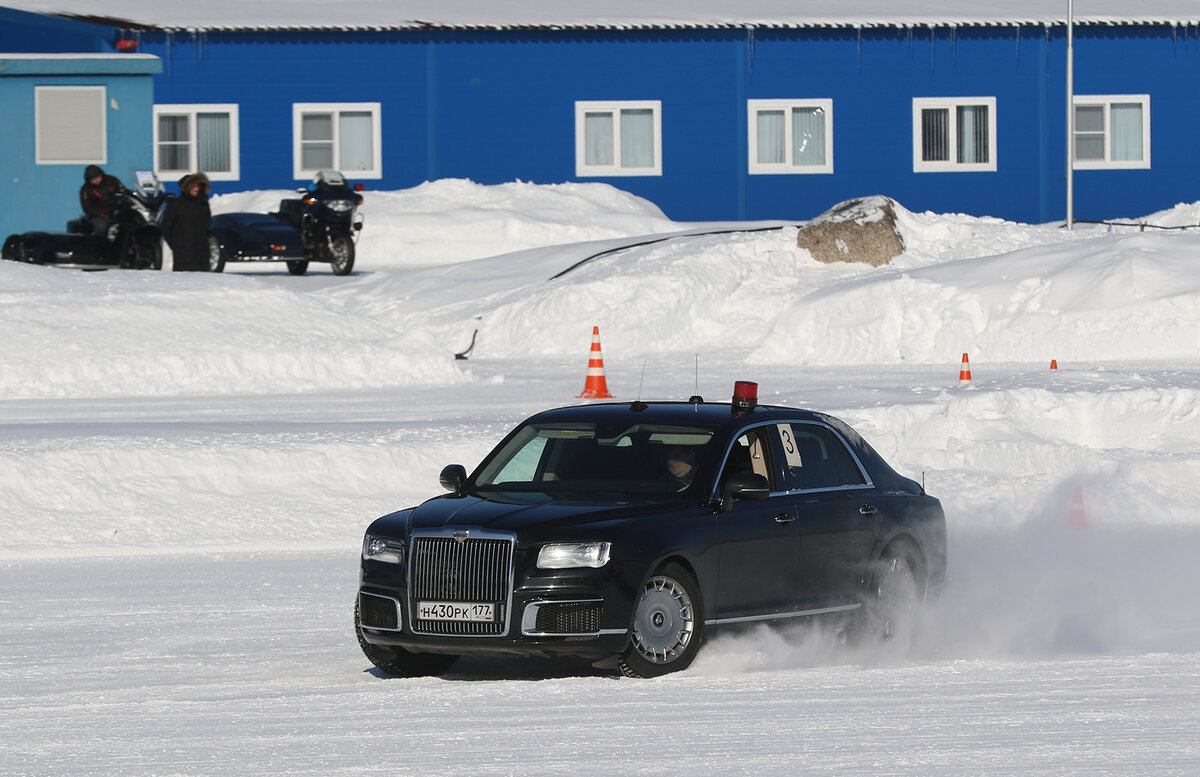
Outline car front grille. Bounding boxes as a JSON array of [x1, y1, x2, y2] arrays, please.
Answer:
[[409, 534, 514, 636]]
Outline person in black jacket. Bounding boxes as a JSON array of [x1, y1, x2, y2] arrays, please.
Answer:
[[161, 173, 212, 272], [79, 165, 126, 238]]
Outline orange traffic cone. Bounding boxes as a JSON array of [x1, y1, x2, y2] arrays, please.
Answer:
[[1066, 487, 1088, 529], [577, 326, 614, 399], [1050, 359, 1059, 371], [959, 353, 972, 384]]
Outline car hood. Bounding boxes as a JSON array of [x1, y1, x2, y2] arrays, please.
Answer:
[[370, 492, 691, 540]]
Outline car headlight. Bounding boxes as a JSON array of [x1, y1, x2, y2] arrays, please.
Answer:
[[363, 535, 405, 564], [537, 542, 611, 569]]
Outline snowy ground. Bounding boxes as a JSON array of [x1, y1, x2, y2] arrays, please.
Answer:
[[2, 180, 1199, 775]]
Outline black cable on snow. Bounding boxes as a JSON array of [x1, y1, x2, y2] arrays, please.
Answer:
[[548, 224, 799, 280]]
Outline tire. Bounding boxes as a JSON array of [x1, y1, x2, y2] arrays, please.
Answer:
[[207, 235, 225, 273], [617, 563, 704, 678], [328, 235, 355, 275], [354, 600, 458, 678], [859, 542, 925, 649], [286, 259, 309, 276], [130, 235, 162, 270]]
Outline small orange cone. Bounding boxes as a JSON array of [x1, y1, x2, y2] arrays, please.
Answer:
[[1066, 487, 1088, 529], [577, 326, 614, 399], [959, 353, 972, 384], [1050, 359, 1059, 371]]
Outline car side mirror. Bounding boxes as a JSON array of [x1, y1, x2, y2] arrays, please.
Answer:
[[439, 464, 467, 495], [719, 472, 770, 512]]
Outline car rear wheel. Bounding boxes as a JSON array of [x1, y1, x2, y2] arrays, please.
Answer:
[[328, 236, 355, 275], [286, 259, 309, 276], [355, 600, 459, 678], [617, 563, 704, 678], [860, 543, 925, 649]]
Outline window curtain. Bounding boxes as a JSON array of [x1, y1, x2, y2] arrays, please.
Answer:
[[1110, 103, 1143, 161], [339, 111, 374, 171], [921, 108, 949, 162], [757, 110, 785, 164], [301, 113, 334, 170], [620, 108, 654, 168], [585, 112, 614, 166], [196, 113, 231, 173], [1074, 106, 1105, 160], [158, 114, 190, 171], [957, 105, 989, 164], [792, 106, 825, 166]]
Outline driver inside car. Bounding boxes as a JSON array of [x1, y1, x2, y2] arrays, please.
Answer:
[[665, 446, 698, 490]]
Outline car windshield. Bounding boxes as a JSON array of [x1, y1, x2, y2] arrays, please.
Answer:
[[474, 421, 715, 497]]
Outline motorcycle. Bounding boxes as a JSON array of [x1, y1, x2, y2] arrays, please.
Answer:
[[2, 171, 166, 271], [208, 170, 363, 276]]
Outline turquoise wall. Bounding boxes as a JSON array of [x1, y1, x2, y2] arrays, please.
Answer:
[[0, 55, 161, 238]]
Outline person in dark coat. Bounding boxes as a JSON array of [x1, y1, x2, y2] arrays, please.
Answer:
[[79, 165, 126, 238], [161, 173, 212, 272]]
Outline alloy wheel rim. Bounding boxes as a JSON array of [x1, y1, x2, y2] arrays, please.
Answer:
[[631, 576, 694, 664]]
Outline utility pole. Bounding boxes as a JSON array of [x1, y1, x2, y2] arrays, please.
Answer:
[[1066, 0, 1075, 229]]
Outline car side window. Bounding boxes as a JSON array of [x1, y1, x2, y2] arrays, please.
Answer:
[[778, 423, 865, 491], [721, 429, 776, 491]]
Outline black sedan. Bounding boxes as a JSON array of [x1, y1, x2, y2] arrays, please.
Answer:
[[357, 382, 946, 678]]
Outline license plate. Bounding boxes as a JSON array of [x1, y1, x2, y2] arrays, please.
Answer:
[[418, 601, 495, 622]]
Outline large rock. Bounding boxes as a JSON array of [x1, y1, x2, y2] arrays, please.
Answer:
[[796, 195, 905, 267]]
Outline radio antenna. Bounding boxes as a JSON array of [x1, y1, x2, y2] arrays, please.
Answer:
[[694, 353, 699, 395], [636, 360, 648, 400]]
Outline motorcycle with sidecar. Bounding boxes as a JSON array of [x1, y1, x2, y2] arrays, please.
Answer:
[[208, 170, 363, 275], [2, 172, 166, 271]]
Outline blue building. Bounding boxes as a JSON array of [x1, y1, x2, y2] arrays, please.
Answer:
[[3, 2, 1200, 224]]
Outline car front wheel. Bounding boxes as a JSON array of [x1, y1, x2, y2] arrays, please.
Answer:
[[286, 259, 309, 276], [617, 563, 704, 678], [355, 601, 458, 678]]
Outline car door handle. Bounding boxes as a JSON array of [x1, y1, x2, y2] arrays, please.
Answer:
[[859, 505, 878, 517], [775, 512, 797, 524]]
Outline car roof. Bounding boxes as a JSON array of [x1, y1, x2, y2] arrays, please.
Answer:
[[523, 399, 825, 432]]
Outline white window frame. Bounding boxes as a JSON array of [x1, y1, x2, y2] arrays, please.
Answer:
[[35, 85, 106, 165], [575, 100, 663, 177], [912, 97, 997, 173], [153, 104, 241, 181], [292, 102, 383, 180], [1072, 94, 1151, 170], [747, 99, 834, 175]]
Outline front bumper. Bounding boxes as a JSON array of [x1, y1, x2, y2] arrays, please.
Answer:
[[358, 587, 630, 660], [358, 531, 636, 661]]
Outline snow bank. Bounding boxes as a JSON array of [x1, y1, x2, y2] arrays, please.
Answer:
[[0, 261, 465, 399], [212, 178, 680, 269]]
